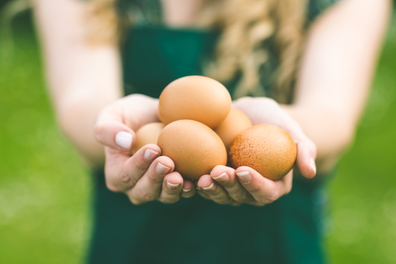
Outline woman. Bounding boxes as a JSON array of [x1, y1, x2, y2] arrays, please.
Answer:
[[33, 0, 390, 263]]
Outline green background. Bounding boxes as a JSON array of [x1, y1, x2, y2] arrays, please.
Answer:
[[1, 11, 396, 264]]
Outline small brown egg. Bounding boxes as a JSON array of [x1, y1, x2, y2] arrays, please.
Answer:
[[229, 124, 297, 181], [157, 120, 227, 180], [214, 108, 252, 150], [158, 76, 232, 129], [132, 122, 165, 154]]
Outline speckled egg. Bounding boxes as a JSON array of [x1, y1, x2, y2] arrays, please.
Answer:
[[229, 124, 297, 181]]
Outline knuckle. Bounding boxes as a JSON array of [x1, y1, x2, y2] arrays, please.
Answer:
[[134, 160, 149, 172], [148, 173, 164, 185], [264, 198, 275, 204], [214, 197, 232, 204], [233, 193, 249, 202], [254, 201, 266, 207], [119, 172, 138, 188], [130, 177, 138, 188], [129, 198, 143, 206], [136, 188, 156, 202], [202, 188, 216, 195], [119, 172, 130, 182], [198, 191, 210, 200], [250, 184, 262, 194], [105, 181, 120, 193], [223, 179, 238, 189], [264, 192, 279, 204]]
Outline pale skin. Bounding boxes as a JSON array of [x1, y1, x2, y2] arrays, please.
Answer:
[[34, 0, 390, 206]]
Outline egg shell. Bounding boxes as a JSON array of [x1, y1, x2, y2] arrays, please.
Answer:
[[158, 76, 232, 129], [214, 108, 252, 150], [157, 119, 227, 180], [132, 122, 165, 154], [229, 124, 297, 181]]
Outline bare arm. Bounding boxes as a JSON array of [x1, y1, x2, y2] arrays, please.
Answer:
[[33, 0, 122, 166], [33, 0, 196, 203], [202, 0, 390, 205], [284, 0, 391, 173]]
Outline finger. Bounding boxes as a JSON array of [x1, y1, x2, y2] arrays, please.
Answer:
[[235, 166, 293, 205], [181, 180, 196, 198], [128, 156, 175, 205], [194, 181, 211, 199], [104, 145, 159, 192], [104, 147, 129, 192], [94, 106, 135, 151], [295, 142, 317, 179], [105, 144, 161, 193], [197, 175, 233, 204], [196, 185, 211, 199], [210, 165, 254, 203], [279, 111, 317, 178], [158, 172, 184, 204]]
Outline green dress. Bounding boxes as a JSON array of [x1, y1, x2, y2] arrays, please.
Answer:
[[87, 1, 337, 263]]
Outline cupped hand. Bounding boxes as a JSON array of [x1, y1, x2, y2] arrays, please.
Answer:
[[233, 96, 317, 179], [196, 165, 292, 206], [94, 94, 195, 205], [197, 96, 316, 206]]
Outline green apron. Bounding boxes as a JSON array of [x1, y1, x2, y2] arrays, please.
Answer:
[[87, 2, 337, 263]]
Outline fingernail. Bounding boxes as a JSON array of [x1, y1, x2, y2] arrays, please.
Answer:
[[310, 158, 316, 175], [237, 171, 252, 184], [115, 131, 133, 149], [144, 149, 159, 161], [156, 162, 170, 175], [182, 188, 192, 193], [213, 172, 228, 181], [202, 183, 214, 191], [167, 181, 180, 190]]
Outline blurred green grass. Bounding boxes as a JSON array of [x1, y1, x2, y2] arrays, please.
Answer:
[[1, 12, 396, 264], [0, 13, 91, 264]]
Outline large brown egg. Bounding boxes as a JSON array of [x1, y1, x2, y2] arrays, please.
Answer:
[[214, 108, 252, 150], [158, 76, 232, 128], [132, 122, 165, 154], [157, 120, 227, 180], [229, 124, 297, 181]]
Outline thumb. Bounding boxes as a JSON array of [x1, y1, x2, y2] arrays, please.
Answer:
[[94, 109, 136, 151]]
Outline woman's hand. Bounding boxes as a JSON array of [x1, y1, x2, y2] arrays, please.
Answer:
[[196, 166, 293, 206], [196, 96, 317, 206], [94, 94, 196, 205]]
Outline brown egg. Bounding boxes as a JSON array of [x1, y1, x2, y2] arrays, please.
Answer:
[[229, 124, 297, 181], [157, 120, 227, 180], [132, 122, 165, 154], [214, 108, 252, 150], [158, 76, 232, 128]]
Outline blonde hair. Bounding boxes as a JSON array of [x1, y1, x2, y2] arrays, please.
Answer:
[[86, 0, 308, 104]]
